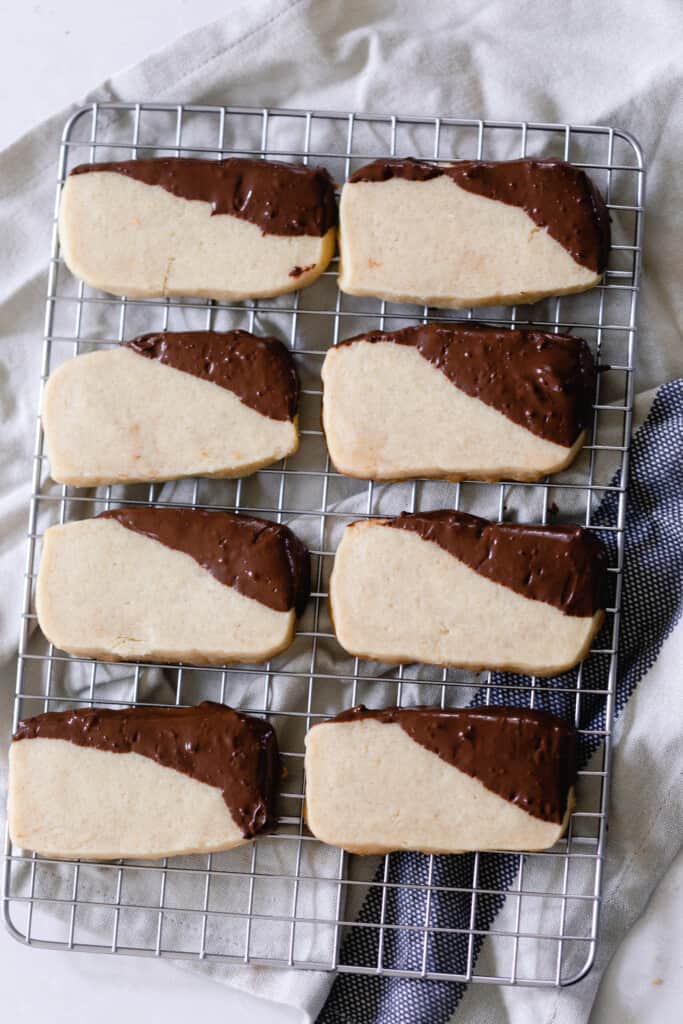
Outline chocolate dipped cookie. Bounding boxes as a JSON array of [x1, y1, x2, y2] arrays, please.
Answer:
[[36, 509, 310, 665], [42, 330, 300, 485], [9, 702, 279, 859], [305, 705, 576, 853], [329, 511, 607, 675], [321, 323, 595, 482], [338, 158, 610, 308], [59, 157, 337, 300]]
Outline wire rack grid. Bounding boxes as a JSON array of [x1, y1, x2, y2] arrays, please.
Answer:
[[2, 101, 644, 988]]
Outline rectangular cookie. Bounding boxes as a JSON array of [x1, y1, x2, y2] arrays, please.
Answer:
[[304, 705, 576, 854], [59, 157, 337, 300], [322, 324, 595, 482], [338, 158, 610, 308], [8, 702, 278, 859], [36, 508, 310, 665], [329, 511, 607, 676], [42, 330, 299, 486]]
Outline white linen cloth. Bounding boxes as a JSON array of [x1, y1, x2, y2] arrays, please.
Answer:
[[0, 2, 682, 1020]]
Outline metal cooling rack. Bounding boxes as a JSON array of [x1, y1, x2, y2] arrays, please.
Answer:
[[3, 102, 644, 988]]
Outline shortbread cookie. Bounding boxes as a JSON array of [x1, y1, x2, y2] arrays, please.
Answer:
[[42, 330, 299, 486], [322, 324, 594, 481], [59, 157, 337, 300], [305, 705, 575, 854], [36, 508, 310, 664], [329, 511, 606, 675], [9, 702, 278, 859], [338, 158, 610, 308]]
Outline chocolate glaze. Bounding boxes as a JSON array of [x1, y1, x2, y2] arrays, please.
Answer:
[[384, 510, 607, 617], [329, 705, 576, 824], [338, 324, 595, 448], [289, 263, 316, 278], [125, 330, 299, 422], [348, 158, 610, 273], [99, 508, 310, 615], [13, 702, 279, 837], [71, 157, 337, 238]]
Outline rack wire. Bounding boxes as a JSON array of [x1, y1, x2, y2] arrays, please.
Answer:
[[2, 102, 644, 987]]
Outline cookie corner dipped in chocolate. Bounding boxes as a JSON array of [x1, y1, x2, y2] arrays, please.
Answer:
[[387, 510, 607, 618], [347, 157, 610, 274], [124, 329, 300, 423], [327, 703, 576, 824], [98, 507, 311, 617]]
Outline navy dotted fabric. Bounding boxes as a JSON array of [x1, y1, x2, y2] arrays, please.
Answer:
[[318, 380, 683, 1024]]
